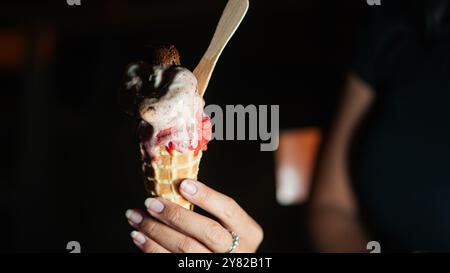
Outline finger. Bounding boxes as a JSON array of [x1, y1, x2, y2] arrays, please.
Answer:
[[144, 198, 232, 253], [136, 211, 211, 253], [125, 209, 210, 253], [130, 231, 170, 253], [178, 179, 260, 236], [126, 209, 144, 228]]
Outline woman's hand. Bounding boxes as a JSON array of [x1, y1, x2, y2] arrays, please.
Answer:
[[125, 179, 263, 253]]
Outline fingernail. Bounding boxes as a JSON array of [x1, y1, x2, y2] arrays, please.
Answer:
[[145, 198, 164, 213], [181, 180, 197, 195], [125, 209, 143, 225], [130, 231, 146, 245]]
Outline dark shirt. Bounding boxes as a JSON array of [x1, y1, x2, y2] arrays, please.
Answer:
[[351, 0, 450, 252]]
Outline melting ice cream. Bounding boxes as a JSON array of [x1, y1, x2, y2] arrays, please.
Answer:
[[124, 62, 211, 161]]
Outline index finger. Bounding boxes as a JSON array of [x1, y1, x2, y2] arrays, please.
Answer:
[[179, 179, 260, 235]]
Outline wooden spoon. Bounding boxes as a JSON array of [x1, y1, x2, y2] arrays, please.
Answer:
[[193, 0, 249, 97]]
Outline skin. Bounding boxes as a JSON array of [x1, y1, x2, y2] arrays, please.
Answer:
[[126, 179, 263, 253], [309, 73, 375, 252]]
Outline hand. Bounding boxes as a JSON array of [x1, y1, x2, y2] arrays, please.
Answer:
[[125, 179, 263, 253]]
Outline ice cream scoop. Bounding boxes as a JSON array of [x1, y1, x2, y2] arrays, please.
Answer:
[[123, 45, 211, 161]]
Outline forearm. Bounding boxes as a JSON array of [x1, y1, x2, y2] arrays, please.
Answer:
[[309, 205, 368, 253], [308, 133, 370, 252], [309, 156, 369, 252]]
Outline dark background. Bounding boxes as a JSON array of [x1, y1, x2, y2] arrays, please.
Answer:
[[0, 0, 367, 252]]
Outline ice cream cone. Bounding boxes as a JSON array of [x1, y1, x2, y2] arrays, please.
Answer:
[[142, 146, 202, 210]]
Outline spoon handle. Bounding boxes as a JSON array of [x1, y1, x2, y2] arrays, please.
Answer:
[[194, 0, 249, 97]]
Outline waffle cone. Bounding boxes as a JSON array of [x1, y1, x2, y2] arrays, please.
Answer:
[[142, 146, 202, 210]]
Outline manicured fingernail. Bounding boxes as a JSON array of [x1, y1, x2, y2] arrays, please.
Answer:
[[130, 231, 146, 245], [181, 180, 197, 195], [145, 198, 164, 213], [125, 209, 143, 225]]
